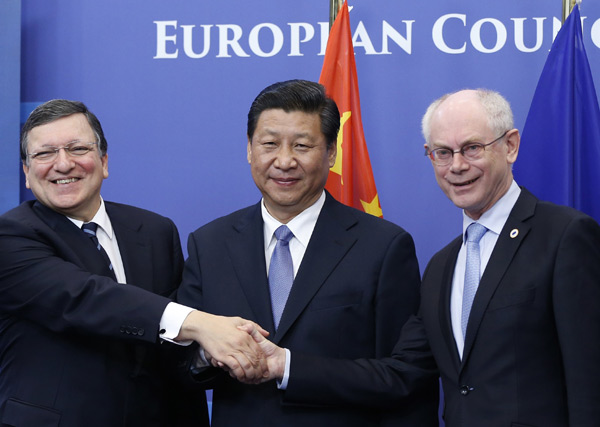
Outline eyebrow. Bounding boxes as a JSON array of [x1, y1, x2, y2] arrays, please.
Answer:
[[259, 128, 314, 140], [431, 136, 484, 149], [38, 140, 84, 148]]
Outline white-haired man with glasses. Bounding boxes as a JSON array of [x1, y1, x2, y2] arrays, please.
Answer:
[[0, 99, 268, 427], [239, 89, 600, 427]]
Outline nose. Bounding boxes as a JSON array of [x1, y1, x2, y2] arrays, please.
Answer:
[[274, 145, 297, 170], [53, 147, 75, 171], [449, 151, 469, 173]]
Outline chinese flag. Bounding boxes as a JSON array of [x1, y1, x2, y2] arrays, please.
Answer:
[[319, 0, 382, 217]]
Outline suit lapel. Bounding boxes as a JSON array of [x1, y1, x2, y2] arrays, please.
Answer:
[[438, 237, 463, 370], [226, 203, 275, 332], [460, 189, 536, 368], [32, 201, 114, 277], [274, 196, 358, 343], [106, 203, 153, 290]]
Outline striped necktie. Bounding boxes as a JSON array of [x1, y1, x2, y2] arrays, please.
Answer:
[[82, 222, 116, 281]]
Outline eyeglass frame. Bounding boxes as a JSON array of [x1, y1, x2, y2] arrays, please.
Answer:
[[26, 140, 100, 164], [424, 130, 510, 166]]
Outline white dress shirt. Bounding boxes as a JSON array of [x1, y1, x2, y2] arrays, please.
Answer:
[[195, 192, 327, 372], [450, 180, 521, 358], [262, 191, 325, 279], [262, 191, 326, 389], [68, 198, 127, 283]]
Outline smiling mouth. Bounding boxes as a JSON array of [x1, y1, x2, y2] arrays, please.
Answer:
[[53, 178, 79, 185], [453, 177, 478, 187], [272, 177, 299, 184]]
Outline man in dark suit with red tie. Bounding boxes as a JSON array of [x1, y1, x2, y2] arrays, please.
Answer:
[[176, 80, 439, 426], [0, 100, 267, 426], [245, 89, 600, 427]]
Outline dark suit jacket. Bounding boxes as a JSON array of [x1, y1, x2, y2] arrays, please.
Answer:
[[0, 201, 208, 427], [284, 188, 600, 427], [177, 193, 439, 426]]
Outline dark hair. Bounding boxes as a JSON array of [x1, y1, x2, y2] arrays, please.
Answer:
[[247, 80, 340, 148], [20, 99, 107, 164]]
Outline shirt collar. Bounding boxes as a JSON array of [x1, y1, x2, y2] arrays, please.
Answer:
[[462, 180, 521, 241], [67, 197, 115, 239], [261, 191, 326, 248]]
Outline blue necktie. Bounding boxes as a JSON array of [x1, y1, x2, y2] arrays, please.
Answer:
[[82, 222, 116, 280], [461, 222, 488, 338], [268, 225, 294, 330]]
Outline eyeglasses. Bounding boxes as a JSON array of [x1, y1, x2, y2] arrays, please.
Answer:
[[27, 141, 99, 163], [425, 131, 509, 166]]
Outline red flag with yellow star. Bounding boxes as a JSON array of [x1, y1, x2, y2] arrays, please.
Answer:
[[319, 0, 382, 217]]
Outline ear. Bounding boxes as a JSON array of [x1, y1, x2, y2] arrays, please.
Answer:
[[101, 154, 109, 179], [327, 141, 337, 168], [424, 143, 435, 163], [505, 129, 520, 165], [22, 163, 31, 189], [246, 138, 252, 164]]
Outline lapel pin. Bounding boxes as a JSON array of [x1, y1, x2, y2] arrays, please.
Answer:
[[510, 229, 519, 239]]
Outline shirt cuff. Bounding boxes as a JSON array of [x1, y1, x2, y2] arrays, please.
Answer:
[[159, 302, 195, 345], [277, 348, 291, 390], [196, 348, 210, 367], [190, 347, 211, 375]]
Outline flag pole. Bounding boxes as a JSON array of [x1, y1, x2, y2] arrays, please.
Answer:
[[562, 0, 577, 23], [329, 0, 343, 29]]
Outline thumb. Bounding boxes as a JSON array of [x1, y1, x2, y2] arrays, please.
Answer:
[[237, 324, 267, 344]]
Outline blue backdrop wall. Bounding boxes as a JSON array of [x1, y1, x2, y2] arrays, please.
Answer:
[[0, 0, 20, 214], [12, 0, 600, 272]]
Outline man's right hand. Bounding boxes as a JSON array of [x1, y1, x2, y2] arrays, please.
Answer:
[[177, 310, 270, 383], [236, 323, 286, 383]]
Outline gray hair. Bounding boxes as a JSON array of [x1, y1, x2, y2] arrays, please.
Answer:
[[421, 89, 514, 144]]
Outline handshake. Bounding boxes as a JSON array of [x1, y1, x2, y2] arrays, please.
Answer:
[[178, 311, 286, 384]]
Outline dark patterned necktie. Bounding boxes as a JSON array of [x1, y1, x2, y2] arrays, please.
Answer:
[[82, 222, 116, 280]]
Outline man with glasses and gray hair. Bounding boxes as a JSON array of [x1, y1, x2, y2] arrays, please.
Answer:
[[240, 89, 600, 427], [0, 99, 268, 427]]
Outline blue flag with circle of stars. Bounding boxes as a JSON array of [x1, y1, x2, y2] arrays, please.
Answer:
[[515, 4, 600, 222]]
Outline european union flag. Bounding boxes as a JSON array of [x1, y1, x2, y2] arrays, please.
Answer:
[[515, 4, 600, 222]]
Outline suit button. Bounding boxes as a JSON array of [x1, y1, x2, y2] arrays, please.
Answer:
[[460, 385, 470, 396], [137, 328, 145, 336]]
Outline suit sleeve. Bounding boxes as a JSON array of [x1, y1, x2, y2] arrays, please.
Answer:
[[0, 216, 170, 343], [284, 313, 439, 408], [552, 215, 600, 424], [283, 228, 439, 417], [374, 230, 421, 355], [374, 229, 440, 425]]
